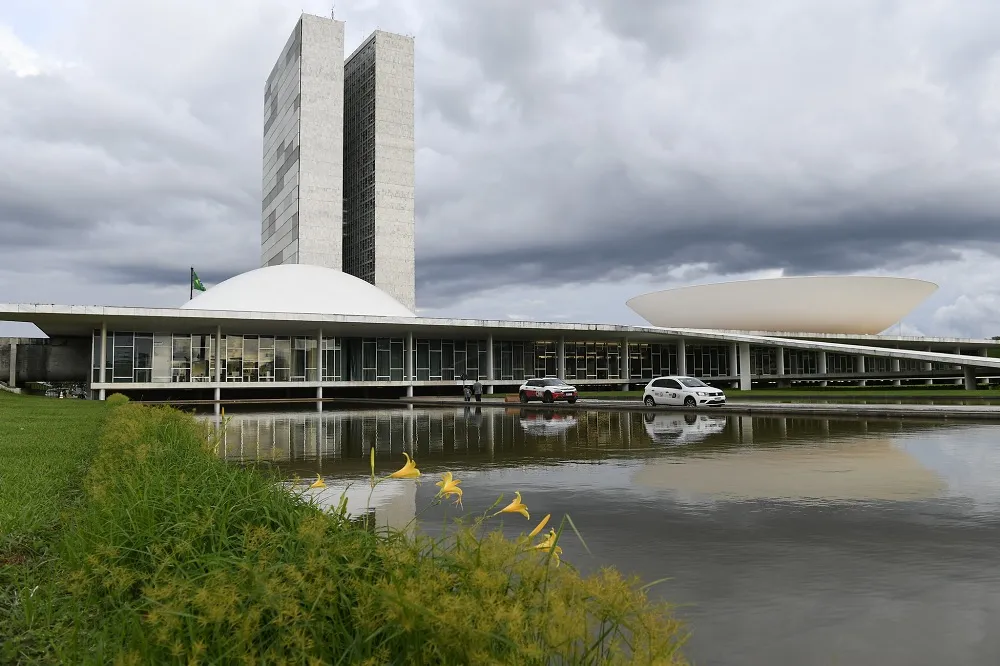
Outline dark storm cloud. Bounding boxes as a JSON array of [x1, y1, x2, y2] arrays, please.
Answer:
[[3, 0, 1000, 335], [409, 0, 1000, 313], [416, 207, 982, 308]]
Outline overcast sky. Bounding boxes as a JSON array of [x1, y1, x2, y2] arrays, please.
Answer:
[[2, 0, 1000, 338]]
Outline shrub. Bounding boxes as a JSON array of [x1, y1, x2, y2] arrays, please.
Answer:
[[42, 405, 688, 664], [104, 393, 130, 406]]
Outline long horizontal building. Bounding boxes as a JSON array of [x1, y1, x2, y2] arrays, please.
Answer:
[[3, 267, 999, 408]]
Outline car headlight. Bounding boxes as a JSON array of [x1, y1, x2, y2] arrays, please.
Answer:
[[697, 391, 708, 396]]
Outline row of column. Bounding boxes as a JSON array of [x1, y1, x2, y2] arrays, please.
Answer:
[[91, 323, 989, 403]]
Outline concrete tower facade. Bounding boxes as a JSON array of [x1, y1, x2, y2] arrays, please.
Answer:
[[343, 31, 416, 311], [261, 14, 345, 269], [262, 15, 416, 310]]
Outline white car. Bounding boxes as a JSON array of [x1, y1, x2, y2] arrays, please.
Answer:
[[518, 378, 579, 404], [643, 376, 726, 408]]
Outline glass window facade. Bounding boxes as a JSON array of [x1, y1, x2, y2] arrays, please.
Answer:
[[98, 331, 942, 386], [750, 346, 778, 376], [94, 332, 216, 384], [685, 345, 730, 377], [783, 349, 819, 375], [826, 353, 857, 374], [628, 343, 676, 380], [416, 339, 488, 381], [565, 342, 620, 380], [493, 340, 557, 381], [866, 356, 892, 373]]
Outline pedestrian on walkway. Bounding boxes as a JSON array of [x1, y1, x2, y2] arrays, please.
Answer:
[[473, 379, 483, 402]]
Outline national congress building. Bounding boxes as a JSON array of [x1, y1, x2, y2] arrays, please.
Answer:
[[3, 13, 1000, 403]]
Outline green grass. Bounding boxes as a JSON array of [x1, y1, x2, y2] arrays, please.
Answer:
[[0, 391, 106, 551], [0, 392, 108, 665], [1, 396, 688, 664]]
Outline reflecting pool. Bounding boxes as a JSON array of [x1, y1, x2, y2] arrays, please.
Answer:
[[213, 407, 1000, 666]]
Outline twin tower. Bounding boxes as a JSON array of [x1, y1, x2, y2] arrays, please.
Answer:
[[260, 13, 416, 310]]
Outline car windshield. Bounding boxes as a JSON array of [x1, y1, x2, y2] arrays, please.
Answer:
[[540, 378, 566, 386], [679, 378, 708, 388]]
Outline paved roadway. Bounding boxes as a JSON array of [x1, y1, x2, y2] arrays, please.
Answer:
[[402, 396, 1000, 421]]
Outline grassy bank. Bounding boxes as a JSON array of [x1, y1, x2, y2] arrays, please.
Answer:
[[1, 395, 688, 664]]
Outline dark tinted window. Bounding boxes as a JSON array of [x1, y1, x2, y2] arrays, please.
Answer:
[[663, 379, 682, 389], [680, 378, 707, 388], [651, 379, 667, 388], [541, 378, 564, 386]]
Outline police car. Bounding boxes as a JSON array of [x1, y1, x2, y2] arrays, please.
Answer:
[[518, 378, 579, 404], [642, 376, 726, 407]]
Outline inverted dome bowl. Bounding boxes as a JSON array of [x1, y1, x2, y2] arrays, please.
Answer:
[[626, 276, 937, 335]]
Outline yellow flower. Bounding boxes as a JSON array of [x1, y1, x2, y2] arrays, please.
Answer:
[[388, 452, 420, 479], [534, 528, 563, 567], [309, 474, 326, 489], [498, 491, 529, 519], [528, 514, 550, 538], [435, 471, 463, 506]]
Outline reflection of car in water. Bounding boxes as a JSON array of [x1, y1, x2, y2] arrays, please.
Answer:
[[519, 410, 579, 436], [642, 412, 727, 445]]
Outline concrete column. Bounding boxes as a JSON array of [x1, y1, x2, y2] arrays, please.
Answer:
[[214, 325, 223, 415], [964, 366, 977, 391], [955, 346, 963, 385], [856, 354, 867, 387], [486, 333, 494, 393], [891, 357, 901, 387], [775, 346, 786, 386], [676, 338, 687, 376], [215, 326, 226, 416], [98, 321, 108, 400], [925, 347, 934, 385], [215, 326, 223, 383], [557, 336, 566, 380], [315, 329, 324, 410], [817, 350, 828, 387], [738, 342, 751, 391], [8, 340, 15, 388], [728, 343, 739, 387], [406, 331, 415, 397], [620, 337, 630, 391]]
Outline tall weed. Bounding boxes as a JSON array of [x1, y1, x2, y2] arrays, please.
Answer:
[[17, 404, 688, 664]]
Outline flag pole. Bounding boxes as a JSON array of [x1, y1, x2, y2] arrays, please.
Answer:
[[190, 267, 193, 301]]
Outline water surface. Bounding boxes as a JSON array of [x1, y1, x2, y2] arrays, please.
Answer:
[[215, 407, 1000, 666]]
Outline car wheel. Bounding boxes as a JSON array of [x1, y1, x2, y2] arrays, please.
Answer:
[[519, 392, 528, 403], [644, 396, 656, 407], [684, 396, 697, 407], [543, 391, 553, 404], [567, 398, 577, 404]]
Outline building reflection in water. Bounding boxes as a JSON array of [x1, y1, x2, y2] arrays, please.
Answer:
[[214, 407, 949, 473]]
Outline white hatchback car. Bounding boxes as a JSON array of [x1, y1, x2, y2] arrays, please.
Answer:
[[643, 376, 726, 408], [518, 378, 579, 404]]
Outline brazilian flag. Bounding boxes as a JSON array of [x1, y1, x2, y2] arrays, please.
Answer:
[[191, 268, 206, 294]]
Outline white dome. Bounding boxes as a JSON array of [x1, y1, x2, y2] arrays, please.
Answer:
[[180, 264, 415, 317], [626, 276, 937, 334]]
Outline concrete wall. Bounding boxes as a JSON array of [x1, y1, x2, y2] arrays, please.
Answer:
[[1, 337, 90, 385], [297, 14, 346, 269], [372, 31, 416, 311], [261, 18, 302, 267]]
